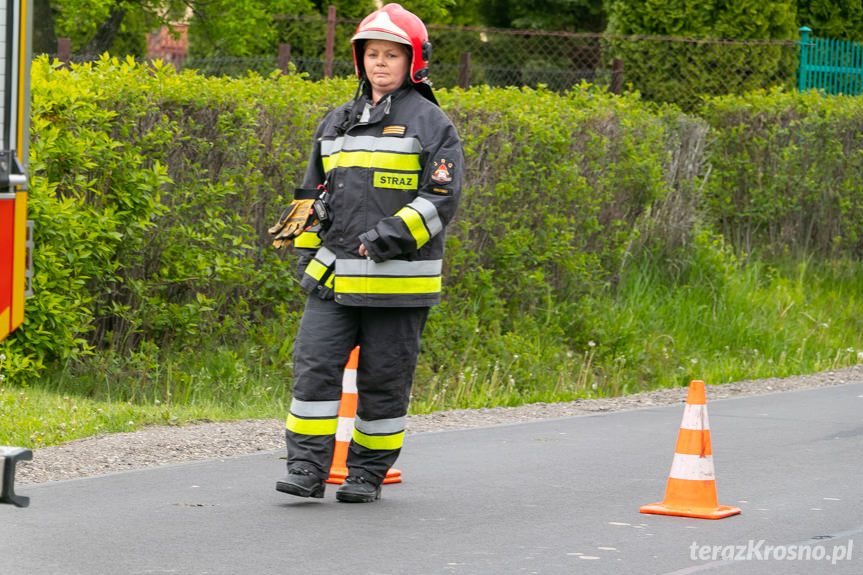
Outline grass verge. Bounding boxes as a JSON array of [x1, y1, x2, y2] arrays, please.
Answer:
[[2, 256, 862, 449]]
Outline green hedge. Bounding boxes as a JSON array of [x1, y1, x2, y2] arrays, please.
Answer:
[[417, 86, 706, 401], [603, 0, 798, 110], [6, 57, 351, 380], [3, 56, 863, 401], [1, 57, 694, 388], [700, 87, 863, 258]]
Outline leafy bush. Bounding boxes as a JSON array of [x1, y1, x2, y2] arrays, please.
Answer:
[[3, 56, 863, 421], [700, 87, 863, 257], [3, 56, 353, 381], [4, 57, 703, 397], [413, 84, 715, 403]]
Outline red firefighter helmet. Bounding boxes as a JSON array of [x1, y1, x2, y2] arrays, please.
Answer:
[[351, 3, 432, 84]]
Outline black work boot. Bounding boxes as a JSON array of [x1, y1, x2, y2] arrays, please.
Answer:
[[276, 467, 325, 498], [336, 475, 382, 503]]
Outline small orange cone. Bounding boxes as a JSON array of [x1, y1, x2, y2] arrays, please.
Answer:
[[326, 346, 402, 485], [640, 380, 740, 519]]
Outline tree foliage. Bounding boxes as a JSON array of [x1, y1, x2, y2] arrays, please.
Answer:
[[35, 0, 188, 55], [797, 0, 863, 40], [10, 56, 694, 386], [605, 0, 797, 40], [12, 57, 863, 399], [602, 0, 798, 108], [33, 0, 863, 61], [188, 0, 317, 57], [38, 0, 477, 58], [480, 0, 605, 32]]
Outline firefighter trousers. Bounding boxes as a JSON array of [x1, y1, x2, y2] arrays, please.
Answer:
[[285, 295, 429, 483]]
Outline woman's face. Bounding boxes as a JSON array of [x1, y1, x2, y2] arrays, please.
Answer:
[[363, 39, 410, 101]]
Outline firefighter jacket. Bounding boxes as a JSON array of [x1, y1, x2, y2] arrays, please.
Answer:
[[294, 84, 463, 307]]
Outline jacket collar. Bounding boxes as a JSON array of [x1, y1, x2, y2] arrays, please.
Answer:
[[359, 82, 412, 107], [351, 84, 413, 126]]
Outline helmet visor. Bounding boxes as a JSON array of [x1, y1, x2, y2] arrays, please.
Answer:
[[352, 30, 412, 45]]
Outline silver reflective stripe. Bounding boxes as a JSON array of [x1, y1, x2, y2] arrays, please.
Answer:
[[321, 138, 343, 156], [355, 415, 406, 435], [336, 258, 442, 277], [408, 197, 443, 237], [321, 135, 421, 156], [314, 246, 336, 266], [290, 398, 341, 418]]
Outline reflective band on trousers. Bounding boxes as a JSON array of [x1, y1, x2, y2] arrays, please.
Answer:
[[352, 429, 405, 451], [352, 415, 406, 451], [290, 398, 341, 418], [286, 414, 339, 436], [355, 415, 406, 435]]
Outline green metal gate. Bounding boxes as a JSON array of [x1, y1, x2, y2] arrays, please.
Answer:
[[798, 26, 863, 95]]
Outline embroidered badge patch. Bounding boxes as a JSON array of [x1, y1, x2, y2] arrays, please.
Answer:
[[431, 158, 453, 184], [382, 125, 406, 136]]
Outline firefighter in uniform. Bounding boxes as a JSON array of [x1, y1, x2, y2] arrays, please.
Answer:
[[269, 3, 463, 502]]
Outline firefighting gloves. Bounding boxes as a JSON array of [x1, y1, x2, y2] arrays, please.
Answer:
[[268, 188, 320, 248]]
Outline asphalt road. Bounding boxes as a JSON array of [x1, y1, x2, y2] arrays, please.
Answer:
[[2, 382, 862, 575]]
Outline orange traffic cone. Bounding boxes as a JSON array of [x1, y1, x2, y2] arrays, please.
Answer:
[[326, 346, 402, 485], [639, 380, 740, 519]]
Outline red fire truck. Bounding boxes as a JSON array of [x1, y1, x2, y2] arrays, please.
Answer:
[[1, 0, 32, 508]]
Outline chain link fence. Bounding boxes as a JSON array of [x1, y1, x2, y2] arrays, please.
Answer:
[[51, 14, 804, 112]]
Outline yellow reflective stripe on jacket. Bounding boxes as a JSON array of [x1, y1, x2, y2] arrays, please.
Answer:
[[304, 247, 336, 281], [294, 231, 321, 249], [335, 275, 441, 294], [335, 259, 442, 295], [352, 428, 405, 451], [395, 198, 442, 250], [323, 150, 421, 173], [395, 205, 431, 248], [306, 259, 330, 281], [286, 414, 339, 436], [409, 197, 443, 236]]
